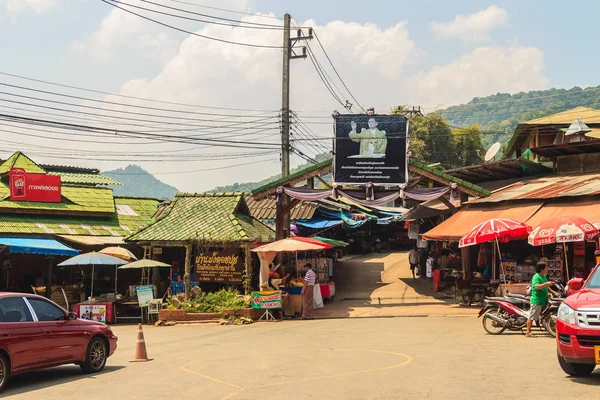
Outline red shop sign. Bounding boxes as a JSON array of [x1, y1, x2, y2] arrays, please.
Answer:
[[10, 168, 61, 203]]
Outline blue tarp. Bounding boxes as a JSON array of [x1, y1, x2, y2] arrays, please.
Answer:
[[296, 219, 343, 229], [0, 238, 79, 256]]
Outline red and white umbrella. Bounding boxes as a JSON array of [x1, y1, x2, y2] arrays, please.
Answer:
[[459, 218, 532, 248], [528, 216, 599, 246]]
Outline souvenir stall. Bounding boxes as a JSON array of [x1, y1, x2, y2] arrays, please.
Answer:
[[252, 237, 332, 318]]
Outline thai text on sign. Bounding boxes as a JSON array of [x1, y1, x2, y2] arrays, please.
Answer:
[[252, 291, 283, 309], [195, 249, 243, 283], [9, 168, 61, 203]]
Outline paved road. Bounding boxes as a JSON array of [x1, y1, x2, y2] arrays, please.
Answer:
[[4, 318, 599, 399]]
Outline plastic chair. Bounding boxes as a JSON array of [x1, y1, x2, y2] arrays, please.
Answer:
[[147, 299, 162, 323]]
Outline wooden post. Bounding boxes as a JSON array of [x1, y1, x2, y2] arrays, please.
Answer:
[[307, 177, 314, 189], [244, 244, 252, 295], [184, 243, 193, 300], [46, 256, 54, 298]]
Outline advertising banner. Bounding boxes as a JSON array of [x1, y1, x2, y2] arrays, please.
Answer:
[[333, 114, 408, 185], [79, 305, 107, 323], [136, 285, 155, 307], [252, 291, 283, 309], [9, 168, 61, 202], [195, 249, 243, 284]]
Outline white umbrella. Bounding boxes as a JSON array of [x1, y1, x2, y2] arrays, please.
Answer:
[[58, 252, 128, 298]]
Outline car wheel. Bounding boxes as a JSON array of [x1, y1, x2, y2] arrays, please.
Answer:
[[557, 352, 596, 377], [81, 337, 107, 374], [0, 353, 8, 392]]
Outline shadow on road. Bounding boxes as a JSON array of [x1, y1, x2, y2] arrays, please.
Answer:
[[568, 372, 600, 385], [3, 365, 125, 395]]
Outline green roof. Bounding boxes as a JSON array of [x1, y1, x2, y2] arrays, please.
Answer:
[[127, 192, 274, 243], [50, 172, 121, 186], [0, 197, 159, 236], [0, 183, 116, 214], [0, 151, 46, 175], [252, 159, 332, 195], [409, 160, 491, 196]]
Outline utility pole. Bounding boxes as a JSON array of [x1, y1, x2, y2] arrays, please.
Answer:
[[277, 13, 312, 241]]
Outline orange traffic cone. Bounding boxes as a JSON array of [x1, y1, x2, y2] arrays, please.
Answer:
[[130, 324, 153, 362]]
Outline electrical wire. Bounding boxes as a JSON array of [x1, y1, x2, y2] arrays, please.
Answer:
[[0, 71, 275, 112], [99, 0, 283, 49], [165, 0, 283, 20]]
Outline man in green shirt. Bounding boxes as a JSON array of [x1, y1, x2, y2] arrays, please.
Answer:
[[526, 262, 558, 337]]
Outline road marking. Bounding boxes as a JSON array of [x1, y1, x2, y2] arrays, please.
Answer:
[[180, 348, 413, 399]]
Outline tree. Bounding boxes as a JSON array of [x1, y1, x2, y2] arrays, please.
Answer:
[[453, 125, 485, 167], [423, 114, 455, 168]]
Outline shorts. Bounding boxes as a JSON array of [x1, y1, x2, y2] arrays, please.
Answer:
[[410, 263, 417, 270], [528, 304, 543, 321]]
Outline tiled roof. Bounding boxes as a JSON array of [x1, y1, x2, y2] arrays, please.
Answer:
[[49, 172, 121, 186], [409, 160, 491, 196], [0, 151, 46, 175], [244, 193, 317, 220], [127, 192, 274, 243], [0, 197, 159, 236], [0, 183, 116, 215], [252, 159, 333, 199]]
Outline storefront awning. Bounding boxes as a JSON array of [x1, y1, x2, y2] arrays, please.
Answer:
[[0, 238, 79, 256], [296, 219, 343, 229], [422, 202, 543, 241], [59, 235, 125, 246], [526, 200, 600, 228]]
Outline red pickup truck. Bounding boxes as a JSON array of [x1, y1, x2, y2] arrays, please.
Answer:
[[556, 265, 600, 377]]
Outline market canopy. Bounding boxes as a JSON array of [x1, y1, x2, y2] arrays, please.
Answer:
[[0, 237, 79, 256], [312, 236, 348, 248], [296, 219, 343, 229]]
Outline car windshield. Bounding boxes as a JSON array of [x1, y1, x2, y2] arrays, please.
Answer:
[[585, 266, 600, 289]]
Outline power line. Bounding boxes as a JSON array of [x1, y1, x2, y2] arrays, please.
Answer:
[[0, 71, 275, 112], [107, 0, 285, 30], [312, 30, 365, 113], [306, 48, 345, 108], [166, 0, 283, 20], [100, 0, 283, 49]]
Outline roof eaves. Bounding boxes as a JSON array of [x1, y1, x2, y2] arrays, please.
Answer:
[[251, 159, 332, 196]]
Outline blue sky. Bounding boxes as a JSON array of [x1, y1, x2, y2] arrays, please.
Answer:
[[0, 0, 597, 191]]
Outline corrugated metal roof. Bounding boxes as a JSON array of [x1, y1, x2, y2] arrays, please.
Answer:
[[526, 199, 600, 227], [244, 194, 316, 220], [525, 107, 600, 125], [469, 173, 600, 203]]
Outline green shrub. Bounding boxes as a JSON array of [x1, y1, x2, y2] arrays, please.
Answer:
[[168, 288, 246, 313]]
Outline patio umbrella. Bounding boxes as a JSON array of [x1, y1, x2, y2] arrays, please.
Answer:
[[99, 247, 137, 262], [528, 216, 599, 281], [459, 218, 532, 283], [459, 219, 532, 248], [58, 252, 128, 298], [118, 259, 171, 269]]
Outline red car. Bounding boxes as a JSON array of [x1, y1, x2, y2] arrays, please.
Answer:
[[556, 265, 600, 377], [0, 293, 118, 391]]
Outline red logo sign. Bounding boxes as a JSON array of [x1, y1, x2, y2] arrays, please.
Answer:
[[10, 168, 61, 203]]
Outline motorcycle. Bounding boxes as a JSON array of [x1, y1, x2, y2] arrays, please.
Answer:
[[479, 283, 564, 336]]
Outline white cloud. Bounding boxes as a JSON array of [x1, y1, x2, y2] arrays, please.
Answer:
[[410, 45, 547, 107], [430, 5, 509, 42], [3, 0, 60, 14]]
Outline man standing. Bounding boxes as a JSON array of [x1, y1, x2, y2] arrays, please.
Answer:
[[408, 246, 420, 279], [301, 264, 316, 320], [526, 262, 558, 337], [348, 118, 388, 157]]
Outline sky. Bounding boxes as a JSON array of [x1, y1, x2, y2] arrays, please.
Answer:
[[0, 0, 599, 192]]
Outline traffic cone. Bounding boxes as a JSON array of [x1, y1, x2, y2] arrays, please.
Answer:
[[130, 324, 153, 362]]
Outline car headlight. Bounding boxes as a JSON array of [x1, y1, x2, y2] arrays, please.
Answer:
[[558, 302, 577, 325]]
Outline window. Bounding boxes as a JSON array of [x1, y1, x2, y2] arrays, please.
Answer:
[[0, 297, 34, 322], [27, 298, 66, 322], [586, 268, 600, 289]]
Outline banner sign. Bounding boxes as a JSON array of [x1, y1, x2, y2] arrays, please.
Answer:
[[333, 114, 408, 185], [252, 291, 283, 309], [9, 168, 61, 203], [195, 249, 243, 284], [136, 285, 155, 307]]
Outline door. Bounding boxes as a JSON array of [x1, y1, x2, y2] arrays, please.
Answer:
[[0, 297, 44, 372], [26, 297, 88, 363]]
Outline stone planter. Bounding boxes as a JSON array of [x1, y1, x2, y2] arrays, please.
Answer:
[[158, 308, 264, 322]]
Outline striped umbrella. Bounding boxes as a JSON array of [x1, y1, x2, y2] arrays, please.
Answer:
[[459, 218, 532, 248]]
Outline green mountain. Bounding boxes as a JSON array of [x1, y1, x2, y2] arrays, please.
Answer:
[[103, 165, 179, 200], [438, 85, 600, 148], [213, 154, 332, 192]]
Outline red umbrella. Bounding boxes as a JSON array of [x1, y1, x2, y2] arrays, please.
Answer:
[[528, 216, 598, 246], [459, 218, 532, 248]]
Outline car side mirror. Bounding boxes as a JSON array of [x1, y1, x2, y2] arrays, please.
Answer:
[[68, 312, 78, 320], [568, 278, 584, 292]]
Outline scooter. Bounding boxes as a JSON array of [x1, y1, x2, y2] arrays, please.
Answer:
[[478, 283, 564, 336]]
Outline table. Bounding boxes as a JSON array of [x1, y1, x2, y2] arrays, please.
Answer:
[[73, 302, 115, 323], [114, 301, 143, 324]]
